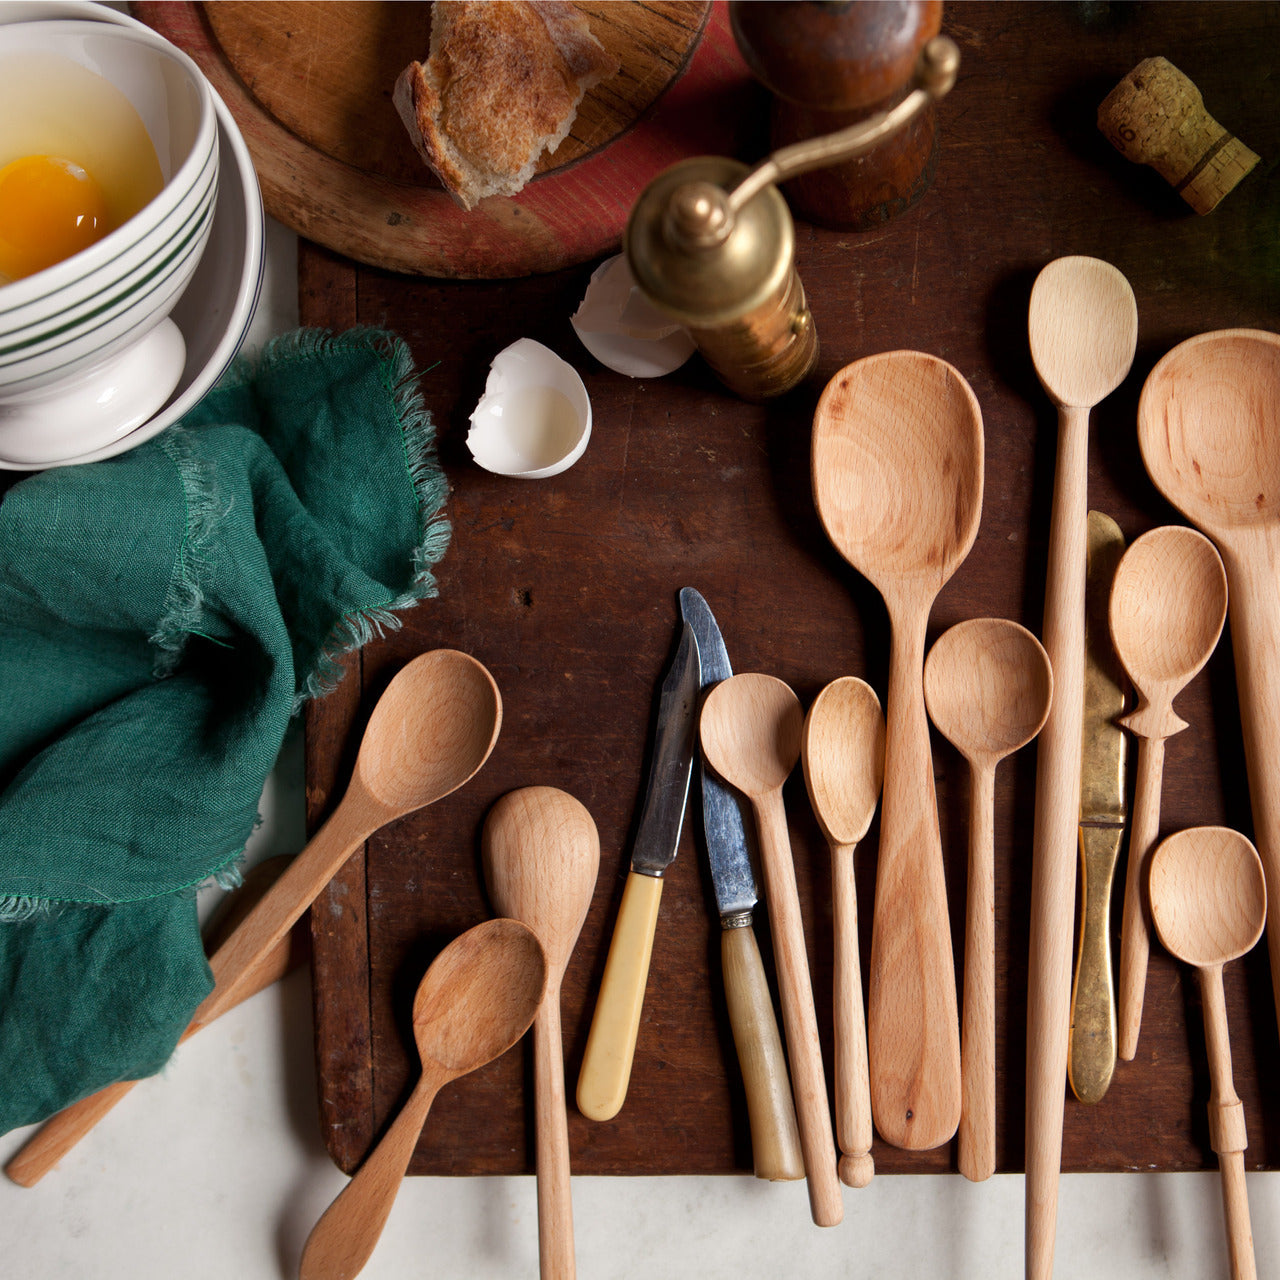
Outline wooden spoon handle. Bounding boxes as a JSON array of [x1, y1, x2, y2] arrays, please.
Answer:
[[300, 1072, 443, 1280], [1222, 555, 1280, 1043], [576, 870, 663, 1122], [533, 998, 576, 1280], [1118, 733, 1167, 1060], [1199, 965, 1257, 1280], [1026, 402, 1090, 1280], [4, 868, 311, 1188], [867, 608, 961, 1151], [958, 764, 996, 1183], [720, 920, 805, 1182], [754, 790, 842, 1226], [830, 839, 873, 1188]]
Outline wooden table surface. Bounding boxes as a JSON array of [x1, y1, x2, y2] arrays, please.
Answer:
[[300, 0, 1280, 1177]]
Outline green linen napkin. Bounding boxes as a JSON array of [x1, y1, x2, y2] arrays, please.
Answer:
[[0, 328, 450, 1133]]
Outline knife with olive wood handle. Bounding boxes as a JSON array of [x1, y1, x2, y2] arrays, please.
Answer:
[[680, 587, 804, 1181], [1067, 511, 1128, 1104], [576, 621, 700, 1123]]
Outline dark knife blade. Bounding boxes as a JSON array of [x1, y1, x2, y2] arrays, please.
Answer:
[[678, 587, 757, 919]]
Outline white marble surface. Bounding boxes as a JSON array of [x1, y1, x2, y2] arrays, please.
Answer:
[[4, 218, 1280, 1280]]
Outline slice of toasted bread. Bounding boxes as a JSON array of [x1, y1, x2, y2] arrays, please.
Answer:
[[394, 0, 619, 211]]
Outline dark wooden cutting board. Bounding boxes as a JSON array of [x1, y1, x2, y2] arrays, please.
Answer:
[[136, 1, 760, 278], [297, 1, 1280, 1177]]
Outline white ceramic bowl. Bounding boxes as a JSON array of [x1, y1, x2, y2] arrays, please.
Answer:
[[0, 18, 219, 462]]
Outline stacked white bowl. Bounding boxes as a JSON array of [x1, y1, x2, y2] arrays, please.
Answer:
[[0, 4, 264, 470]]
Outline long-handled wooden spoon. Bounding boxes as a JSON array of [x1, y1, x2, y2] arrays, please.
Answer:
[[923, 618, 1052, 1183], [1137, 330, 1280, 1047], [701, 673, 843, 1227], [6, 649, 502, 1187], [483, 787, 600, 1280], [1110, 525, 1228, 1060], [1025, 256, 1136, 1280], [299, 918, 548, 1280], [812, 350, 983, 1151], [800, 677, 885, 1189], [1148, 826, 1265, 1280]]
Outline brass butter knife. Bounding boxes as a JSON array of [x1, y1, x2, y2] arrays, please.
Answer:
[[1067, 511, 1128, 1104]]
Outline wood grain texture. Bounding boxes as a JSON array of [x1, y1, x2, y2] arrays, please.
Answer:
[[136, 1, 763, 278], [300, 1, 1280, 1179]]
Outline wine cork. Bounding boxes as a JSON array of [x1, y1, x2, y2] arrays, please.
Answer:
[[1098, 56, 1259, 214]]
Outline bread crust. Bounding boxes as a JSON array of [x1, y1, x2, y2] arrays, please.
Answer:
[[394, 0, 619, 211]]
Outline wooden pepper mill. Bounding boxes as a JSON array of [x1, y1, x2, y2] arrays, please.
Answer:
[[1098, 56, 1260, 214], [729, 0, 944, 230]]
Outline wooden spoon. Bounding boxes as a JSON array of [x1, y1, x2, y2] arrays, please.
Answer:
[[701, 673, 842, 1227], [482, 787, 600, 1280], [1110, 525, 1228, 1060], [5, 649, 502, 1188], [1025, 255, 1136, 1280], [812, 351, 983, 1151], [923, 619, 1052, 1183], [299, 917, 548, 1280], [1137, 329, 1280, 1047], [1148, 826, 1266, 1280], [800, 677, 885, 1189]]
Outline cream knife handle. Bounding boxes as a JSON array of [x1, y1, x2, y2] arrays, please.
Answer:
[[1068, 824, 1123, 1103], [1118, 733, 1167, 1061], [721, 920, 805, 1181], [576, 870, 663, 1122]]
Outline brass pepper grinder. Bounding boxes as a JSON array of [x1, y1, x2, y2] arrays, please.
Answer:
[[625, 35, 959, 400], [730, 1, 946, 230]]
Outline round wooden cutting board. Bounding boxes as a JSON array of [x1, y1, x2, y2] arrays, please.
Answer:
[[135, 1, 759, 279]]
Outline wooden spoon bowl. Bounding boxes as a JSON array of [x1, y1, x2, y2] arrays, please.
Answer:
[[1110, 525, 1228, 708], [923, 618, 1053, 768], [1149, 827, 1266, 969]]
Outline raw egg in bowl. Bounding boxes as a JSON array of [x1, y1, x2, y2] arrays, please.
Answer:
[[0, 19, 218, 465]]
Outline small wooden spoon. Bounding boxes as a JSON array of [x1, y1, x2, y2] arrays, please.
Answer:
[[483, 787, 600, 1280], [1149, 826, 1266, 1280], [923, 618, 1052, 1183], [1025, 255, 1136, 1280], [1138, 330, 1280, 1045], [6, 649, 502, 1188], [812, 351, 983, 1152], [1110, 525, 1228, 1060], [701, 673, 843, 1227], [800, 677, 885, 1189], [300, 918, 548, 1280]]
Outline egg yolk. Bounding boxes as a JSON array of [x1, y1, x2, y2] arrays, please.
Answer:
[[0, 154, 112, 282]]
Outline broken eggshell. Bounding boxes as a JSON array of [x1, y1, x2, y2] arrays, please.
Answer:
[[467, 338, 592, 479], [571, 254, 696, 378]]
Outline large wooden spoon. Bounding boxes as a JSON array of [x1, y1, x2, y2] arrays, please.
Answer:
[[1025, 255, 1136, 1280], [1138, 329, 1280, 1048], [483, 787, 600, 1280], [299, 917, 548, 1280], [701, 673, 843, 1227], [812, 350, 983, 1151], [800, 677, 885, 1189], [923, 618, 1052, 1183], [1149, 826, 1265, 1280], [6, 649, 502, 1187], [1110, 525, 1228, 1060]]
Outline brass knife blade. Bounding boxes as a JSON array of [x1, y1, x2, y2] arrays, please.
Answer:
[[1068, 510, 1128, 1104]]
